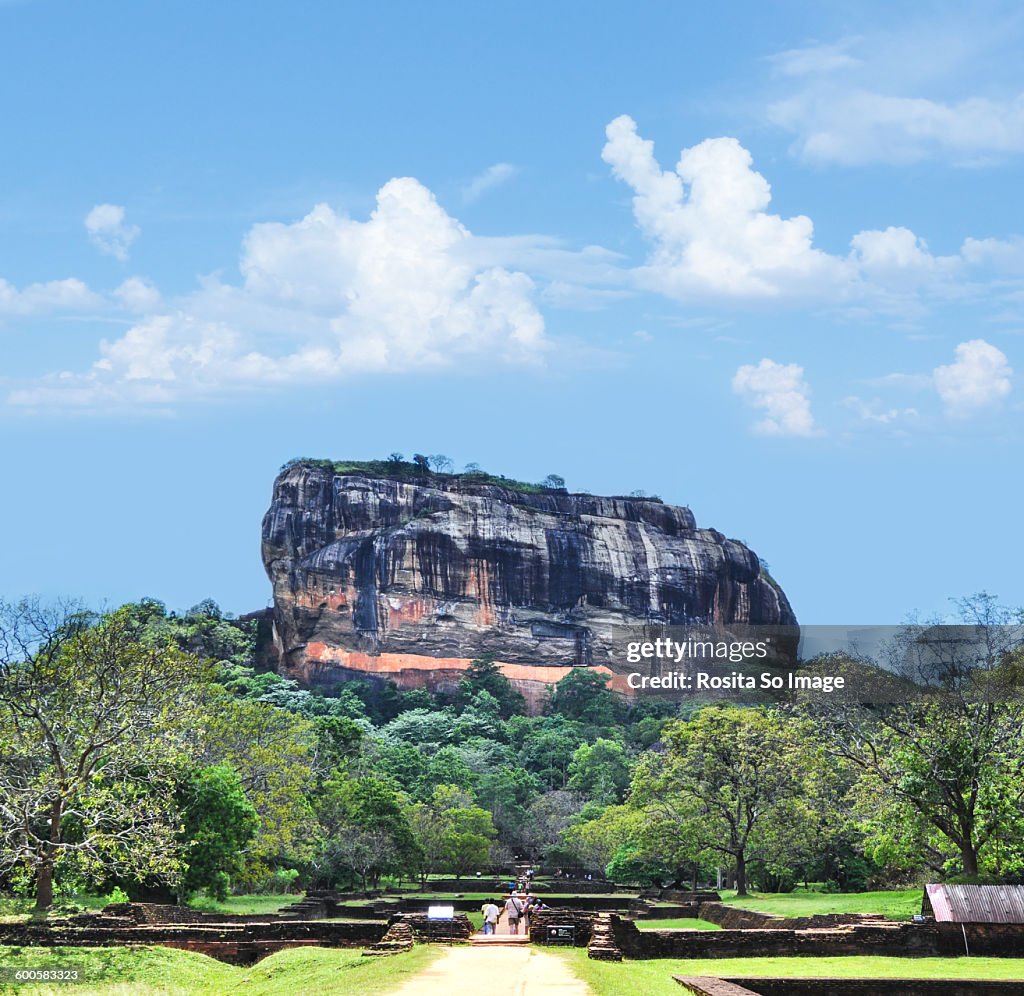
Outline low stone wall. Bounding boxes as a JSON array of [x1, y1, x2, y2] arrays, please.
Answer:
[[535, 880, 625, 894], [719, 981, 1024, 996], [612, 915, 1024, 960], [394, 912, 472, 943], [404, 878, 626, 894], [528, 909, 595, 947], [696, 902, 889, 931], [532, 896, 635, 912], [632, 903, 700, 920], [0, 918, 388, 965], [673, 981, 763, 996], [660, 890, 723, 904], [313, 893, 633, 915], [399, 895, 633, 913]]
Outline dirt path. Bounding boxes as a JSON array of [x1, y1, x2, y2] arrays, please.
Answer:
[[389, 945, 590, 995]]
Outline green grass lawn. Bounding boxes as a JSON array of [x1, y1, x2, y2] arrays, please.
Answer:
[[634, 918, 721, 930], [0, 895, 113, 925], [558, 951, 1024, 996], [185, 894, 301, 916], [0, 944, 440, 995], [720, 888, 922, 920]]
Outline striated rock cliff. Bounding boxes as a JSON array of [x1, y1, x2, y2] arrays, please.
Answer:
[[261, 462, 796, 708]]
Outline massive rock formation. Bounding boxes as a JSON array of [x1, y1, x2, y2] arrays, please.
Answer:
[[261, 462, 796, 708]]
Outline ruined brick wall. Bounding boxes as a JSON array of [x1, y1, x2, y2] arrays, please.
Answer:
[[394, 912, 472, 942], [727, 981, 1024, 996], [0, 918, 387, 956], [696, 902, 888, 931], [611, 915, 1024, 960], [528, 909, 595, 947], [633, 903, 700, 920], [660, 890, 723, 904]]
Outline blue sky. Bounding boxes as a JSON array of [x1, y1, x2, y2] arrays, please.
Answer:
[[2, 1, 1022, 623]]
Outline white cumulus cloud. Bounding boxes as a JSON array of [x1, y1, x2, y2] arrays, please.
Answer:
[[602, 115, 851, 299], [113, 277, 161, 312], [933, 339, 1013, 416], [732, 358, 819, 437], [0, 277, 101, 315], [11, 177, 546, 410], [84, 204, 140, 261], [600, 116, 1015, 311]]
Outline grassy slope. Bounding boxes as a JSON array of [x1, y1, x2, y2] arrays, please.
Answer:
[[721, 888, 923, 920], [559, 951, 1024, 996], [0, 945, 440, 996]]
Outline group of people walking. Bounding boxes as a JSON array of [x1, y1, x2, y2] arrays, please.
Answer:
[[480, 893, 547, 935]]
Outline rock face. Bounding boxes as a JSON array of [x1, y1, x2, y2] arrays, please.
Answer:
[[261, 464, 796, 709]]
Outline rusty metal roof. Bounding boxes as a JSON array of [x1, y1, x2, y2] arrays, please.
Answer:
[[925, 883, 1024, 923]]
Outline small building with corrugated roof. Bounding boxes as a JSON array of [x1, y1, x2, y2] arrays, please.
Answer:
[[923, 883, 1024, 923]]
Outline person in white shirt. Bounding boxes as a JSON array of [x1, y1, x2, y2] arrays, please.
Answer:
[[481, 900, 499, 935], [504, 894, 524, 934]]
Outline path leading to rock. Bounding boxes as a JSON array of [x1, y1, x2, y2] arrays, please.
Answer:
[[390, 945, 590, 995]]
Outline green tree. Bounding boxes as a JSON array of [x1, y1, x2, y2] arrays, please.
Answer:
[[408, 785, 496, 883], [457, 656, 526, 719], [548, 669, 619, 728], [416, 745, 476, 799], [475, 766, 540, 844], [315, 775, 419, 890], [193, 692, 319, 876], [567, 738, 631, 805], [806, 595, 1024, 879], [513, 715, 588, 789], [518, 790, 585, 860], [0, 600, 208, 910], [562, 803, 641, 875], [177, 764, 259, 901], [381, 708, 458, 749], [639, 707, 813, 896]]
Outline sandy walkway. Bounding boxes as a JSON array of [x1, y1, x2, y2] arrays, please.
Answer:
[[390, 945, 590, 995]]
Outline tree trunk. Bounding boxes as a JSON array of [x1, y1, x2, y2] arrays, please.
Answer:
[[35, 799, 62, 911], [734, 852, 748, 898], [961, 844, 979, 878]]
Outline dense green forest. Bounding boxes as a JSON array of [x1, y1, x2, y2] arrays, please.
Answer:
[[1, 594, 1022, 911]]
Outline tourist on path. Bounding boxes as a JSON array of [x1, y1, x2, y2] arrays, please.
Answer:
[[481, 900, 499, 936], [504, 893, 525, 934], [521, 896, 532, 931]]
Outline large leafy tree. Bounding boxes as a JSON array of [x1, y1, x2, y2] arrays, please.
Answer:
[[512, 715, 589, 789], [638, 707, 814, 895], [0, 600, 208, 909], [567, 738, 631, 805], [176, 764, 259, 901], [548, 668, 620, 728], [408, 785, 497, 884], [806, 594, 1024, 879], [475, 766, 541, 844], [456, 656, 525, 719], [562, 803, 646, 877], [315, 775, 419, 890], [192, 692, 319, 878]]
